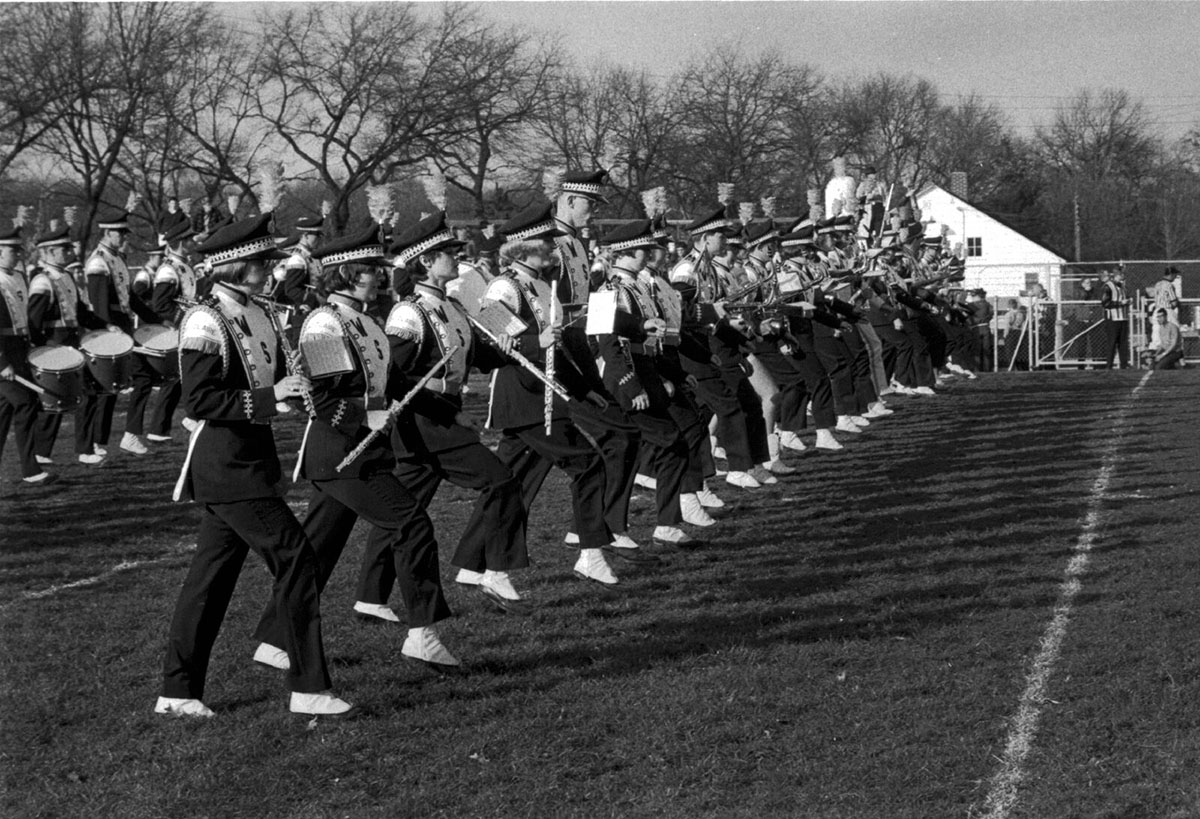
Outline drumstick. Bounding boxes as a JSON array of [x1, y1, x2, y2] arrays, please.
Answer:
[[13, 372, 46, 391]]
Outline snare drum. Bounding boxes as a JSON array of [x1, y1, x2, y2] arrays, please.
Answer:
[[27, 346, 86, 412], [133, 324, 181, 379], [80, 329, 135, 393]]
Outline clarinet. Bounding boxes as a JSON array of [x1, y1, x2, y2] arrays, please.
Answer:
[[252, 295, 317, 419]]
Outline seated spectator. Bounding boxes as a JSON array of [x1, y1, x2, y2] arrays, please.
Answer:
[[1150, 308, 1184, 370]]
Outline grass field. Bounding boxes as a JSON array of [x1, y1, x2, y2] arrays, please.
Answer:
[[2, 369, 1199, 818]]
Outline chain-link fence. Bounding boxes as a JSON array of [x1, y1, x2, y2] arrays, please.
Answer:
[[986, 295, 1198, 371]]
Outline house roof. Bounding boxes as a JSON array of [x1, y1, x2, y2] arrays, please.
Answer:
[[916, 183, 1068, 263]]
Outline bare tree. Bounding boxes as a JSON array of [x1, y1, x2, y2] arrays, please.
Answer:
[[0, 5, 81, 179], [428, 8, 562, 220], [38, 3, 213, 238], [252, 4, 469, 233], [668, 48, 814, 214]]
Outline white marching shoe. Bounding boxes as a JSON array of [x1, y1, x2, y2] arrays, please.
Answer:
[[849, 415, 870, 427], [253, 642, 290, 671], [573, 548, 618, 585], [353, 601, 401, 623], [680, 493, 716, 527], [563, 532, 580, 547], [914, 386, 936, 396], [749, 466, 779, 485], [863, 402, 894, 418], [478, 570, 533, 614], [696, 483, 725, 508], [121, 432, 148, 454], [778, 430, 807, 452], [835, 416, 863, 434], [652, 525, 699, 548], [725, 470, 761, 489], [455, 568, 484, 586], [762, 459, 797, 476], [402, 626, 461, 668], [77, 452, 105, 465], [633, 473, 657, 490], [289, 691, 356, 716], [815, 429, 844, 451], [146, 433, 172, 442], [155, 696, 215, 719]]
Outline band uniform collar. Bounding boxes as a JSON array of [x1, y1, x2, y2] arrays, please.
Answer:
[[414, 281, 446, 300], [328, 292, 366, 313], [553, 217, 578, 238], [211, 279, 250, 305], [510, 259, 542, 280]]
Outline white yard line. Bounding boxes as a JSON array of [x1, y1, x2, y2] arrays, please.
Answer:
[[3, 541, 197, 611], [975, 371, 1153, 819]]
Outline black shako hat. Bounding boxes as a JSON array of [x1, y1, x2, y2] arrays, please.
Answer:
[[313, 222, 387, 267], [195, 213, 288, 265], [390, 212, 465, 265], [743, 220, 779, 249], [599, 219, 658, 253], [686, 205, 737, 237], [499, 203, 559, 242], [36, 225, 73, 249], [559, 169, 609, 202]]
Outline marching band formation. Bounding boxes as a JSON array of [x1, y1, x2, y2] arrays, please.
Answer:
[[0, 167, 989, 719]]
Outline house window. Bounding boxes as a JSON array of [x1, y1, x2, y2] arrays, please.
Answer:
[[966, 237, 982, 257]]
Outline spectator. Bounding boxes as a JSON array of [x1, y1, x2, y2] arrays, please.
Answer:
[[1003, 298, 1028, 370], [1150, 308, 1184, 370]]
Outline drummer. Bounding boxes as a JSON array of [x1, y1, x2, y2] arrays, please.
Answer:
[[27, 225, 106, 465], [81, 208, 142, 462], [1, 222, 49, 485], [121, 220, 194, 453]]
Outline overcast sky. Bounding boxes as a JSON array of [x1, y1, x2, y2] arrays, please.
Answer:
[[223, 1, 1200, 140]]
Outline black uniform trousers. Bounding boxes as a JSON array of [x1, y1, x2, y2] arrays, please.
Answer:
[[789, 337, 836, 429], [125, 353, 182, 436], [836, 327, 877, 411], [915, 313, 949, 372], [1103, 319, 1130, 369], [496, 417, 611, 549], [873, 323, 905, 384], [566, 402, 640, 537], [902, 321, 936, 386], [665, 385, 709, 494], [814, 334, 858, 417], [0, 381, 41, 478], [162, 497, 332, 698], [356, 442, 529, 602], [255, 468, 449, 637], [75, 392, 116, 453], [752, 349, 808, 433]]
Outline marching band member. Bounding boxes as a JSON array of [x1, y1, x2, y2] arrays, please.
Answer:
[[159, 212, 352, 718], [121, 220, 194, 453], [776, 225, 843, 451], [353, 211, 531, 616], [252, 222, 462, 669], [482, 203, 626, 584], [740, 220, 808, 469], [597, 219, 701, 547], [670, 205, 773, 488], [550, 171, 644, 554], [27, 226, 105, 464], [274, 215, 324, 316], [638, 218, 725, 514], [0, 223, 48, 485]]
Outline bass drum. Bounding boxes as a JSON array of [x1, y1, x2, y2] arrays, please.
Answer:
[[80, 329, 135, 394], [133, 323, 180, 379], [27, 346, 86, 412]]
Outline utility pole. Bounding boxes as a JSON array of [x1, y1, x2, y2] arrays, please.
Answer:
[[1072, 189, 1082, 262]]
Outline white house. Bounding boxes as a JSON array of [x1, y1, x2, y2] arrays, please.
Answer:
[[915, 183, 1067, 298]]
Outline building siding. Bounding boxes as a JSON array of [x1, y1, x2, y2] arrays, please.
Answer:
[[916, 186, 1066, 298]]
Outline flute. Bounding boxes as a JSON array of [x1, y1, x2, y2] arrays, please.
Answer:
[[468, 314, 571, 400], [252, 295, 316, 419], [335, 345, 458, 473]]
